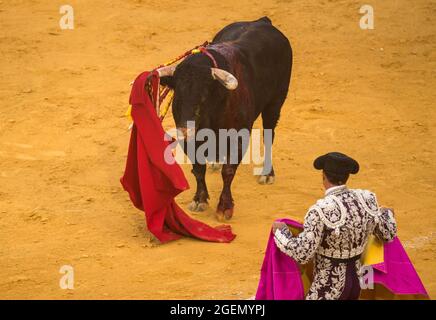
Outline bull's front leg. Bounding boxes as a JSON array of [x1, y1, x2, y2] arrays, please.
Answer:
[[216, 133, 248, 220], [217, 163, 239, 221], [188, 162, 209, 212]]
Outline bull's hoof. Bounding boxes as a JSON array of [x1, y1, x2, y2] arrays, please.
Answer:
[[208, 162, 222, 172], [258, 175, 275, 185], [188, 201, 209, 212], [216, 208, 234, 221]]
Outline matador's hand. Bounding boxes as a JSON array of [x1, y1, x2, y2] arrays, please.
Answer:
[[380, 206, 395, 216], [272, 222, 287, 234]]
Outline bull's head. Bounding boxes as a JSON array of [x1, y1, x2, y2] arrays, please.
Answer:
[[158, 62, 238, 139]]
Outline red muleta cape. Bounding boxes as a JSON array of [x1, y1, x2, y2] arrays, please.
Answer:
[[120, 71, 236, 243]]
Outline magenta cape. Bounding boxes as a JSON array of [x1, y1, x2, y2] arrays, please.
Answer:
[[255, 218, 429, 300]]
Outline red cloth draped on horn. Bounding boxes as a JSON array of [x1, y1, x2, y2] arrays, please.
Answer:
[[120, 71, 236, 243]]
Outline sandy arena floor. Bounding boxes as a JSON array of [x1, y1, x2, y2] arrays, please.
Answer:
[[0, 0, 435, 299]]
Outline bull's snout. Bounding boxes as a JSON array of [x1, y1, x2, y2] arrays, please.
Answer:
[[177, 127, 195, 140]]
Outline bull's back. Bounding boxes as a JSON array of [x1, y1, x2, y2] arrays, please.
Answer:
[[212, 17, 275, 43], [213, 17, 292, 116]]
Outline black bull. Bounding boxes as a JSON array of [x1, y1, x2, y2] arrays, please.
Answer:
[[160, 17, 292, 220]]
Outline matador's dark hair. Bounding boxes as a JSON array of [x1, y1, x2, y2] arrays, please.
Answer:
[[324, 170, 349, 186]]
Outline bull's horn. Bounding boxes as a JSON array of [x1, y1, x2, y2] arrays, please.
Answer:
[[157, 66, 176, 77], [211, 68, 238, 90]]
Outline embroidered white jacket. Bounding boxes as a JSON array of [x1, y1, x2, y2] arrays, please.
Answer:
[[273, 185, 397, 300]]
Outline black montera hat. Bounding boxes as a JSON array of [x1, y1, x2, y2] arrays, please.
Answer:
[[313, 152, 359, 175]]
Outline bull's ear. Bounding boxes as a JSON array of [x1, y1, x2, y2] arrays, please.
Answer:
[[160, 76, 175, 89], [211, 68, 238, 90]]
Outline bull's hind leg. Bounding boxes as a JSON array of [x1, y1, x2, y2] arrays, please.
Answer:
[[258, 97, 285, 185], [188, 162, 209, 212]]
